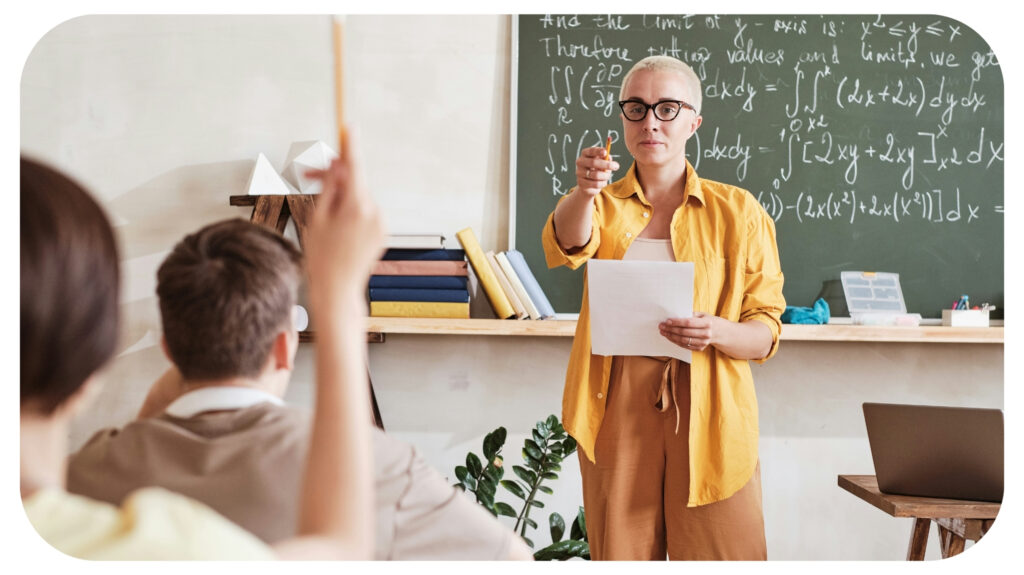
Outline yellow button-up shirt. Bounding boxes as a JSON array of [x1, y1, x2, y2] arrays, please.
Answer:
[[542, 160, 785, 507]]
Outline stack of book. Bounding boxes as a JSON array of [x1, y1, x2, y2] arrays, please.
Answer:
[[369, 235, 470, 318], [456, 227, 556, 320]]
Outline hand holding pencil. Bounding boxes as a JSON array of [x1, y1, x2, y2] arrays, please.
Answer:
[[574, 135, 619, 198]]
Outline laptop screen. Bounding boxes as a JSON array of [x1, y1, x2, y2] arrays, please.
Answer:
[[862, 402, 1003, 503]]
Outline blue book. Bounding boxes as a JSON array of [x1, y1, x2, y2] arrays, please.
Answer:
[[381, 248, 466, 261], [369, 275, 469, 290], [504, 250, 556, 319], [368, 288, 471, 303]]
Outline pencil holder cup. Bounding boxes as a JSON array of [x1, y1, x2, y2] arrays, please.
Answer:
[[942, 309, 990, 327]]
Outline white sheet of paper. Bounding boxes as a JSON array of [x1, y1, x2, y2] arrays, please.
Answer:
[[587, 259, 694, 363]]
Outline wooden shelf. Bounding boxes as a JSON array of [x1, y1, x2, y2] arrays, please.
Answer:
[[301, 319, 1003, 344], [228, 195, 261, 206], [781, 324, 1003, 344], [367, 317, 577, 337]]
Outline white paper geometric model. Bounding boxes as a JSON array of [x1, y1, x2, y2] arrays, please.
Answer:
[[280, 141, 338, 195]]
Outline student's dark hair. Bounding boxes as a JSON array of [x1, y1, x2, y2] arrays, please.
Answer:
[[21, 156, 121, 414], [156, 219, 303, 381]]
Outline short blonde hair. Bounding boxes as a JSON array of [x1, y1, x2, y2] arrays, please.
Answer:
[[619, 55, 702, 115]]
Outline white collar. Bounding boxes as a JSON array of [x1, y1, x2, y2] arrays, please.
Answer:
[[164, 386, 285, 418]]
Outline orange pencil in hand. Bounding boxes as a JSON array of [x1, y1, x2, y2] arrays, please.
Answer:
[[604, 135, 612, 160]]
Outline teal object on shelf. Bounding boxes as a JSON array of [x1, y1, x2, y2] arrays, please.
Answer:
[[782, 298, 830, 325]]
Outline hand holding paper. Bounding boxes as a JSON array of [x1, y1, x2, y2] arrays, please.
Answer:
[[659, 312, 714, 351]]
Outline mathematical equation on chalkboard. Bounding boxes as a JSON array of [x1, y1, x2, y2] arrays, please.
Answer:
[[523, 14, 1003, 228]]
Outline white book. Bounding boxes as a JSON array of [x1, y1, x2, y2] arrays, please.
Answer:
[[495, 252, 541, 320], [486, 250, 528, 319], [386, 234, 446, 249]]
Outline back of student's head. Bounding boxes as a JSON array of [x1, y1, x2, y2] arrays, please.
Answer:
[[21, 156, 121, 415], [156, 219, 303, 381]]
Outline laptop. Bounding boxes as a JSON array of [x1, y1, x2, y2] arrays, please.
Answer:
[[862, 402, 1003, 502]]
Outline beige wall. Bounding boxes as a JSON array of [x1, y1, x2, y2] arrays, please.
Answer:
[[20, 15, 1005, 560]]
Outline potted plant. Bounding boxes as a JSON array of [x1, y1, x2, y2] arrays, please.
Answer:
[[453, 415, 590, 560]]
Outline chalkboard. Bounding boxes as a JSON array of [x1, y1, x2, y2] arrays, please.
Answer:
[[512, 14, 1003, 319]]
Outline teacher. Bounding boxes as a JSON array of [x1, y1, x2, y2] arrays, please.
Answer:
[[541, 55, 785, 560]]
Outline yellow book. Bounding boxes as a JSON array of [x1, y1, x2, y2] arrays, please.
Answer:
[[486, 250, 528, 319], [455, 227, 516, 319], [370, 301, 470, 318], [495, 251, 541, 320]]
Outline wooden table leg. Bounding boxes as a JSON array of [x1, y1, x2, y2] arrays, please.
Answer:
[[367, 368, 384, 430], [937, 524, 966, 558], [907, 517, 930, 560]]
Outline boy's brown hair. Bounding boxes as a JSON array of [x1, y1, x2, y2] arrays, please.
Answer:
[[156, 219, 303, 381]]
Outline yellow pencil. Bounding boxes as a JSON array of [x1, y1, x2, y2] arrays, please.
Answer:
[[604, 135, 612, 160]]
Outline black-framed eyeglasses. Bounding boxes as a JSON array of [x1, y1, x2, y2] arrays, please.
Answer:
[[618, 99, 696, 122]]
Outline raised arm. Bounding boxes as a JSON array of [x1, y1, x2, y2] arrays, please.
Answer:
[[552, 147, 618, 250], [273, 127, 384, 559]]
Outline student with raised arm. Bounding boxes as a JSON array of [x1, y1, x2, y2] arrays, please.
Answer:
[[21, 131, 381, 560], [66, 165, 529, 558], [542, 56, 786, 560]]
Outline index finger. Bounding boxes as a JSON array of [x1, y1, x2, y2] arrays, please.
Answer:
[[662, 317, 699, 327]]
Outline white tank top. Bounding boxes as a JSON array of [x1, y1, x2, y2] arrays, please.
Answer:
[[623, 237, 675, 262]]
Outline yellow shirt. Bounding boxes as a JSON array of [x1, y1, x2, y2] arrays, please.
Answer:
[[542, 160, 785, 506], [23, 487, 274, 560]]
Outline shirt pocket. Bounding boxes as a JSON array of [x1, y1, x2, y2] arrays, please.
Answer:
[[700, 255, 737, 317]]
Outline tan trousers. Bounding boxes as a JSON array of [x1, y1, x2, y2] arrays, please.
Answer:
[[578, 355, 767, 560]]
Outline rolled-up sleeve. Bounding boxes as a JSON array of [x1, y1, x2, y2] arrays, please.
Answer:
[[738, 205, 786, 362], [541, 194, 601, 270]]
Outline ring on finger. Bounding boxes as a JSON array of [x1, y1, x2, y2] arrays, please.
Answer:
[[586, 168, 592, 178], [687, 337, 692, 347]]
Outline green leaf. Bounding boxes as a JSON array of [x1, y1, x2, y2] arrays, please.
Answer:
[[524, 440, 543, 462], [570, 507, 587, 541], [569, 520, 583, 541], [466, 452, 482, 477], [528, 499, 545, 508], [537, 485, 553, 495], [455, 466, 468, 482], [483, 463, 502, 482], [501, 479, 527, 500], [513, 465, 537, 485], [495, 502, 517, 518], [533, 539, 590, 561], [532, 428, 545, 443], [463, 474, 477, 491], [547, 462, 562, 472], [546, 414, 558, 430], [541, 471, 559, 480], [549, 512, 565, 543], [483, 427, 507, 460], [562, 436, 577, 454], [454, 483, 465, 492], [477, 488, 495, 509], [525, 453, 543, 470], [477, 477, 496, 497], [523, 536, 534, 549], [525, 517, 538, 529]]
